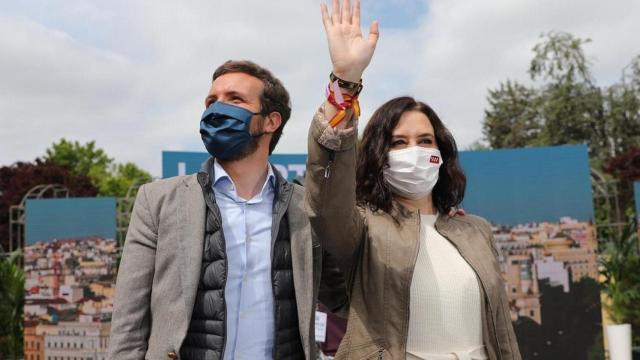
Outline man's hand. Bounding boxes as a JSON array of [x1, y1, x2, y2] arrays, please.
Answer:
[[321, 0, 379, 83]]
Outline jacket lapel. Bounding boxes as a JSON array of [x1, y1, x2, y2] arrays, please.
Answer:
[[288, 186, 314, 360], [435, 215, 500, 307], [177, 175, 206, 328]]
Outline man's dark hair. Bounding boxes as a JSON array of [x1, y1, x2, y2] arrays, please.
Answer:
[[213, 60, 291, 154], [356, 96, 466, 215]]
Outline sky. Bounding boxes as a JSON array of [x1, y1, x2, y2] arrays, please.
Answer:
[[1, 0, 639, 177]]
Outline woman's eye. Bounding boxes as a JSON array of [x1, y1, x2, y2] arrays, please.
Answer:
[[420, 139, 433, 144], [391, 140, 405, 146]]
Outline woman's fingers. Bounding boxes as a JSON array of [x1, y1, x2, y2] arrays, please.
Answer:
[[321, 3, 332, 28], [342, 0, 351, 25], [368, 20, 380, 45], [353, 0, 361, 28], [332, 0, 340, 23]]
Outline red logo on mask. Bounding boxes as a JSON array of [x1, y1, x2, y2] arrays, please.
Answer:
[[430, 155, 440, 164]]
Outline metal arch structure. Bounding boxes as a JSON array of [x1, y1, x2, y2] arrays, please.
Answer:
[[590, 167, 625, 247], [8, 184, 70, 253], [116, 178, 151, 248]]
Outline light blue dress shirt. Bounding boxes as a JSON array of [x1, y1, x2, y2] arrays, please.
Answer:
[[212, 159, 276, 360]]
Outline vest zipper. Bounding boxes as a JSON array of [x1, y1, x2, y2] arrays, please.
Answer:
[[220, 244, 228, 358], [378, 347, 384, 359], [213, 200, 228, 359], [269, 183, 292, 359]]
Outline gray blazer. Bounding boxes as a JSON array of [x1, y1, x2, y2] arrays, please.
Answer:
[[108, 171, 346, 360]]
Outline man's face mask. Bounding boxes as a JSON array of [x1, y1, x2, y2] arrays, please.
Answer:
[[200, 101, 265, 160]]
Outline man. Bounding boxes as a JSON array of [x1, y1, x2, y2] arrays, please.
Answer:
[[108, 60, 347, 360]]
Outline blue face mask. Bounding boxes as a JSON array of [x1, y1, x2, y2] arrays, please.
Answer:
[[200, 101, 264, 160]]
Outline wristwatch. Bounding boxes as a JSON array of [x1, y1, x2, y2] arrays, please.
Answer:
[[330, 72, 363, 96]]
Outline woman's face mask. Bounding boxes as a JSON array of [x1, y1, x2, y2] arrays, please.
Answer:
[[383, 146, 443, 200]]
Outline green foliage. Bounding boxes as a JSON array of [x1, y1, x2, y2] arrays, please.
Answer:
[[44, 139, 113, 182], [44, 139, 152, 198], [599, 222, 640, 340], [483, 80, 541, 149], [483, 31, 640, 165], [529, 31, 592, 84], [97, 162, 152, 198], [0, 251, 25, 359]]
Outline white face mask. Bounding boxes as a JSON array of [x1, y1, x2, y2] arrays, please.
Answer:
[[383, 146, 443, 200]]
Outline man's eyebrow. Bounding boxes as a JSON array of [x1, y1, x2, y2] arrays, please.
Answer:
[[205, 95, 217, 104], [225, 90, 247, 100]]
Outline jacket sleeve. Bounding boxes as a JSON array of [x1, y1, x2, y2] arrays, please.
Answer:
[[108, 184, 157, 360], [481, 219, 523, 360], [318, 249, 349, 318], [305, 104, 365, 276]]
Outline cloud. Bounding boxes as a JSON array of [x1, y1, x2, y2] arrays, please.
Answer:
[[0, 0, 639, 176]]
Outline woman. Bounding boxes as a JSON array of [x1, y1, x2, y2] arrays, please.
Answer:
[[305, 1, 521, 359]]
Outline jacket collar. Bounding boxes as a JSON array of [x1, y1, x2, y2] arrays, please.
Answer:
[[196, 157, 292, 204]]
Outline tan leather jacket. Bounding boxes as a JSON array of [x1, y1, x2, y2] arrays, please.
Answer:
[[304, 107, 522, 360]]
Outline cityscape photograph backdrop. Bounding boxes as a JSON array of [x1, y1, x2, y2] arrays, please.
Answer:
[[23, 198, 117, 360]]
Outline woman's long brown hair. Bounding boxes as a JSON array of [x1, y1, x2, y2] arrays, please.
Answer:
[[356, 96, 466, 215]]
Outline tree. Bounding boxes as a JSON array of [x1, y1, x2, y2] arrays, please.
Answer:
[[43, 139, 113, 182], [97, 162, 152, 198], [605, 147, 640, 183], [483, 80, 541, 148], [44, 139, 152, 198], [0, 251, 25, 359], [483, 31, 640, 167]]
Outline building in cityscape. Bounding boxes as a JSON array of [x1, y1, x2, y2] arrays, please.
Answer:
[[23, 236, 116, 360], [492, 217, 599, 324]]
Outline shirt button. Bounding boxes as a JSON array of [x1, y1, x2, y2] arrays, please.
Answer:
[[167, 351, 178, 359]]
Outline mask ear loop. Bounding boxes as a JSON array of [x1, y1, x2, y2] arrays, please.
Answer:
[[249, 110, 274, 138]]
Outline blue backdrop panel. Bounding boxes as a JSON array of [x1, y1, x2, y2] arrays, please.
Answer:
[[162, 151, 209, 178], [25, 197, 116, 244], [459, 144, 594, 226], [162, 145, 593, 225], [162, 151, 307, 181]]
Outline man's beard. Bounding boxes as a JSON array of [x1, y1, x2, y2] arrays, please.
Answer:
[[222, 115, 266, 162], [222, 134, 261, 162]]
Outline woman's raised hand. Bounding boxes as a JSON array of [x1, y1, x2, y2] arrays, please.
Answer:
[[321, 0, 379, 83]]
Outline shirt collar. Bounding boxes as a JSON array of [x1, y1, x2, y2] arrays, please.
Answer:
[[212, 159, 275, 200]]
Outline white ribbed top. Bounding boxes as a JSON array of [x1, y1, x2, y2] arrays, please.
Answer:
[[406, 214, 484, 358]]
